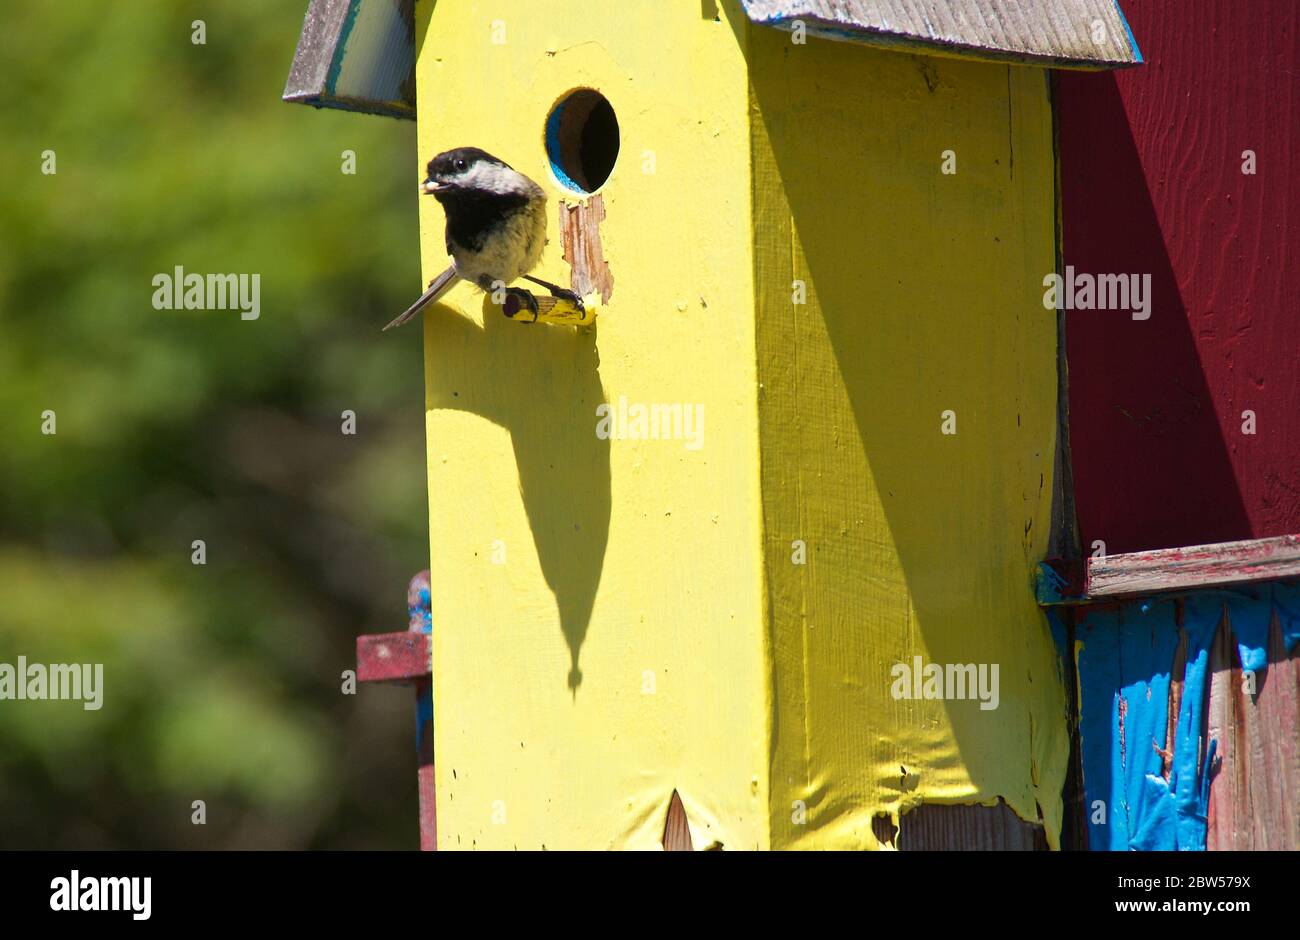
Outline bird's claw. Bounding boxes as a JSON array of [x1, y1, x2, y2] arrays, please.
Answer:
[[503, 287, 540, 322], [551, 287, 585, 312]]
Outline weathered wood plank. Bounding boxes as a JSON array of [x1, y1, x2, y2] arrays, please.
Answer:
[[1084, 535, 1300, 599], [1206, 613, 1300, 850], [741, 0, 1140, 67], [1205, 618, 1240, 850], [661, 791, 693, 851], [897, 801, 1048, 851]]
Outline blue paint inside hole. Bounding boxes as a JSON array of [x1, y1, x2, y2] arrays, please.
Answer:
[[545, 89, 619, 194]]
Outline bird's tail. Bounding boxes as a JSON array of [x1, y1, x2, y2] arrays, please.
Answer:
[[383, 265, 461, 331]]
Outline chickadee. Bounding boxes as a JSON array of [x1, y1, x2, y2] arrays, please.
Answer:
[[384, 147, 580, 330]]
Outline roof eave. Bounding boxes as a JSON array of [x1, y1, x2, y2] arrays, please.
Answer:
[[759, 16, 1142, 70], [282, 0, 417, 122], [741, 1, 1143, 70]]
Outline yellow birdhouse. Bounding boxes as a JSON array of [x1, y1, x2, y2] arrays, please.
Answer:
[[286, 0, 1140, 849]]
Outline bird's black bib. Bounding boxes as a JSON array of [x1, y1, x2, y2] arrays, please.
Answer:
[[438, 191, 533, 254]]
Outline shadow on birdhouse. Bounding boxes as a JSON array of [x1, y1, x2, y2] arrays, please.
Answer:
[[415, 291, 611, 693]]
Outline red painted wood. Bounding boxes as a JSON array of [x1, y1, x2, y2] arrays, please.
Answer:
[[356, 632, 431, 683], [1055, 1, 1300, 555], [356, 571, 437, 849]]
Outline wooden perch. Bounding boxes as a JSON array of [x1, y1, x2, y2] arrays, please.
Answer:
[[501, 290, 597, 326]]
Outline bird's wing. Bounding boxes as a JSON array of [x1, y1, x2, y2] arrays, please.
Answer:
[[383, 265, 461, 331]]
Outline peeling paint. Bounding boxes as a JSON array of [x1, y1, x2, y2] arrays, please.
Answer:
[[1075, 587, 1300, 849], [559, 195, 614, 304], [1206, 609, 1300, 849]]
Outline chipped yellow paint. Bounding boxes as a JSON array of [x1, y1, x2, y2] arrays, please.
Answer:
[[415, 0, 1068, 850]]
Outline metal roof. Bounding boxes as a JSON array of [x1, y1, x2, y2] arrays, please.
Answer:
[[283, 0, 1140, 121], [282, 0, 416, 120], [741, 1, 1141, 68]]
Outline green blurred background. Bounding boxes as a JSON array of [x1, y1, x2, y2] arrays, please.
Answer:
[[0, 2, 429, 848]]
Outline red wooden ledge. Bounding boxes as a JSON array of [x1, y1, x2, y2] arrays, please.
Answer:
[[356, 571, 437, 849], [1040, 534, 1300, 604], [356, 631, 432, 684]]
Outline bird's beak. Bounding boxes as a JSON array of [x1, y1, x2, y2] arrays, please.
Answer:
[[421, 178, 444, 194]]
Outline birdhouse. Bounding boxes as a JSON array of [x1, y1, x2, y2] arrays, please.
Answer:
[[285, 0, 1174, 850]]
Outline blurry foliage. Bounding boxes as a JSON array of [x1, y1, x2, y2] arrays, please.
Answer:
[[0, 2, 430, 847]]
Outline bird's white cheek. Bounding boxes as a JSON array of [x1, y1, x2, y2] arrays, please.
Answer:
[[467, 162, 527, 197]]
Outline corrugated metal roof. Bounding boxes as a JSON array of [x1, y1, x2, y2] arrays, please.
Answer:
[[740, 1, 1141, 67], [283, 0, 1140, 121]]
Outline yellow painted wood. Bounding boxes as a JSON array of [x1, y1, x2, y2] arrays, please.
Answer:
[[415, 0, 1068, 850], [747, 31, 1069, 848], [416, 0, 767, 850]]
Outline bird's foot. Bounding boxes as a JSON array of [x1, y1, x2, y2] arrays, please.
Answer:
[[523, 275, 585, 311], [550, 287, 585, 312], [502, 287, 540, 322]]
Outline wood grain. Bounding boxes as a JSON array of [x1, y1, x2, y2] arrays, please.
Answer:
[[740, 0, 1140, 66], [1206, 612, 1300, 850], [661, 791, 693, 851], [1085, 535, 1300, 599], [897, 801, 1048, 851], [558, 195, 613, 304]]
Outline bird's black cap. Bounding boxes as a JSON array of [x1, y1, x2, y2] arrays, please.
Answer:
[[425, 147, 511, 180]]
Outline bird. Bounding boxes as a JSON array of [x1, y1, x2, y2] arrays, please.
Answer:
[[383, 147, 581, 330]]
